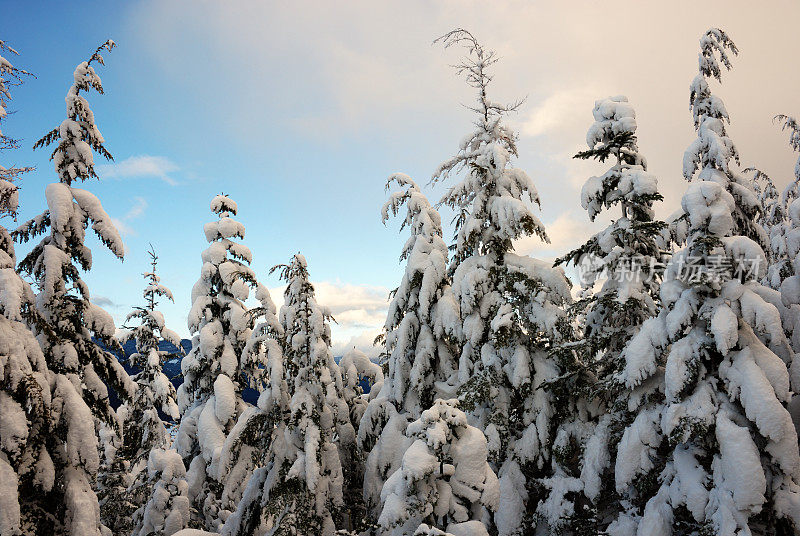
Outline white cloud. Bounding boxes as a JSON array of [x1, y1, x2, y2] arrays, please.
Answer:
[[332, 329, 384, 360], [126, 197, 148, 220], [313, 281, 389, 316], [521, 87, 602, 139], [98, 155, 180, 185], [129, 0, 800, 205], [91, 294, 119, 308], [112, 196, 148, 237], [123, 0, 800, 338], [334, 308, 386, 330]]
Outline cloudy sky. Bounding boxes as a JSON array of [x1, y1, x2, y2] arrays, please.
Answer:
[[4, 1, 799, 356]]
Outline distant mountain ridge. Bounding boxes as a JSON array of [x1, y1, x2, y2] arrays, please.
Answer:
[[99, 338, 193, 411], [100, 338, 372, 411]]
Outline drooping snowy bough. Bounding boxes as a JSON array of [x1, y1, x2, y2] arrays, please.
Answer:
[[431, 29, 572, 536], [11, 40, 137, 536], [609, 28, 800, 535]]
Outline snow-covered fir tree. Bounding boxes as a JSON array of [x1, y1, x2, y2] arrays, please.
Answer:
[[431, 29, 572, 535], [609, 28, 800, 535], [0, 39, 50, 536], [222, 254, 350, 536], [338, 346, 384, 529], [99, 247, 184, 534], [770, 115, 800, 428], [174, 194, 262, 531], [772, 115, 800, 352], [747, 168, 780, 227], [0, 39, 32, 157], [377, 399, 499, 536], [11, 40, 137, 536], [746, 168, 787, 289], [747, 119, 800, 298], [0, 179, 49, 536], [540, 96, 666, 533], [743, 164, 800, 388], [215, 280, 282, 522], [132, 448, 191, 536], [216, 287, 286, 536], [376, 173, 456, 415], [359, 173, 458, 516], [119, 246, 182, 459], [777, 115, 800, 198], [743, 135, 800, 404], [559, 96, 664, 364]]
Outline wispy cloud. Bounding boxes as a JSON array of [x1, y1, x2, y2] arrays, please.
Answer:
[[91, 294, 120, 308], [98, 155, 180, 185], [112, 196, 148, 237], [130, 0, 800, 220], [125, 196, 148, 220], [520, 87, 602, 139], [120, 0, 800, 348]]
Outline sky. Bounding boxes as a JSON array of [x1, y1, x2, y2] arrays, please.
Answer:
[[3, 0, 799, 357]]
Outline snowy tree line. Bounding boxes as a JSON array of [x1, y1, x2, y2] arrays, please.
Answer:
[[2, 26, 800, 536]]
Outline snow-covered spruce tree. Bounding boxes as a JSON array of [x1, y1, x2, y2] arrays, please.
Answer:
[[539, 97, 666, 533], [771, 115, 800, 427], [221, 291, 378, 535], [120, 246, 182, 460], [99, 247, 183, 535], [132, 448, 191, 536], [359, 173, 457, 516], [748, 168, 780, 226], [0, 172, 49, 536], [174, 194, 261, 531], [608, 28, 800, 535], [776, 115, 800, 200], [431, 29, 572, 535], [747, 168, 784, 289], [561, 96, 665, 367], [681, 31, 769, 251], [773, 115, 800, 353], [0, 40, 50, 536], [742, 166, 800, 375], [221, 254, 349, 536], [377, 399, 499, 536], [11, 40, 137, 536], [376, 174, 456, 415], [338, 346, 384, 529], [215, 280, 283, 522], [747, 119, 800, 296]]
